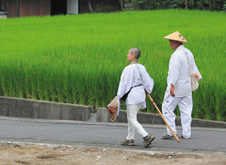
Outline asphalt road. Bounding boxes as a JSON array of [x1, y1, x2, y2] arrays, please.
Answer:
[[0, 116, 226, 155]]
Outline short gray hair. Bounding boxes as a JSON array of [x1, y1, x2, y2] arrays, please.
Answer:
[[130, 47, 141, 59]]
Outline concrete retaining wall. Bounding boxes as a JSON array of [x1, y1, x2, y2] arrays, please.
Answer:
[[0, 96, 94, 121], [96, 108, 226, 128], [0, 96, 226, 128]]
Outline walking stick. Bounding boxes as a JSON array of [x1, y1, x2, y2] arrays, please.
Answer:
[[145, 90, 180, 142]]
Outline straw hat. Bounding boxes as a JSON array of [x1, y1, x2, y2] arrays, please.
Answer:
[[163, 31, 188, 43]]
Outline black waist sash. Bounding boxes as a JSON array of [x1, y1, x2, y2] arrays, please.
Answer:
[[121, 84, 142, 101]]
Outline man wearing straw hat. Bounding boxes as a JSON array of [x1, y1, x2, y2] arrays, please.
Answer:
[[162, 31, 202, 139], [117, 47, 155, 148]]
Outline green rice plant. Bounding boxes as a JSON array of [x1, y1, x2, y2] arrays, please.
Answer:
[[0, 10, 225, 121]]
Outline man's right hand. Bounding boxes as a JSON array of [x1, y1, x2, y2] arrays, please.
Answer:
[[170, 84, 175, 97]]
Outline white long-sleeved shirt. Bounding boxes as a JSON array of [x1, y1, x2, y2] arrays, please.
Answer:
[[167, 45, 202, 97], [117, 63, 154, 109]]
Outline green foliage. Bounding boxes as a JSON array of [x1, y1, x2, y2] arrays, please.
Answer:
[[222, 1, 226, 12], [95, 3, 115, 13], [130, 0, 185, 10], [122, 0, 225, 11], [131, 0, 150, 10], [0, 10, 226, 121]]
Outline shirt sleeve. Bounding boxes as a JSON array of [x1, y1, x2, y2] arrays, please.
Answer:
[[117, 67, 133, 99], [171, 54, 180, 86], [191, 55, 202, 80], [140, 66, 154, 94]]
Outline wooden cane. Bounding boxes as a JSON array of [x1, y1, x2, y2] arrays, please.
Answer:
[[145, 90, 180, 142]]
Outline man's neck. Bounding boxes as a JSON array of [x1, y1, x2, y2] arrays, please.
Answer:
[[130, 60, 138, 65]]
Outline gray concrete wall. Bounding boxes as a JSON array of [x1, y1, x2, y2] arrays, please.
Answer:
[[0, 96, 94, 121], [96, 108, 226, 128], [0, 96, 226, 128]]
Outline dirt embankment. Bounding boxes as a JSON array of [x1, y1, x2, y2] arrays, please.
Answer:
[[0, 143, 225, 165]]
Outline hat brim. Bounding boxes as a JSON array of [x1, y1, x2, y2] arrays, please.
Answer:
[[163, 31, 188, 43]]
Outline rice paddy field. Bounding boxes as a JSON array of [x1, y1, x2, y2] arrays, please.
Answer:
[[0, 10, 225, 121]]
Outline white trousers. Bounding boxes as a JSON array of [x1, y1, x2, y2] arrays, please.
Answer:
[[162, 91, 193, 138], [126, 102, 148, 140]]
